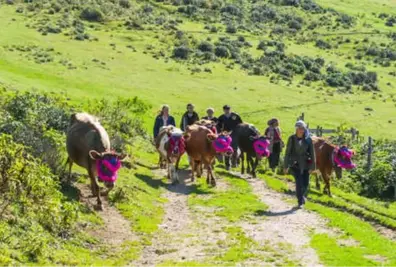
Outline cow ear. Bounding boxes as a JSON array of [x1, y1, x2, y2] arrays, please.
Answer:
[[89, 150, 103, 160], [207, 133, 217, 141]]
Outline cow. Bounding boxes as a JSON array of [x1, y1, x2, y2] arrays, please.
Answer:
[[234, 123, 271, 178], [155, 126, 185, 184], [195, 119, 218, 134], [184, 124, 233, 186], [312, 136, 356, 197], [66, 113, 126, 210]]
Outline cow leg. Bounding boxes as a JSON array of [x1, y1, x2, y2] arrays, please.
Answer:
[[206, 162, 216, 187], [190, 159, 195, 182], [169, 163, 178, 185], [322, 173, 332, 197], [64, 157, 73, 180], [251, 157, 259, 178], [195, 160, 202, 178], [315, 173, 321, 190], [88, 163, 102, 210], [175, 156, 181, 171], [247, 156, 254, 177], [241, 152, 245, 175]]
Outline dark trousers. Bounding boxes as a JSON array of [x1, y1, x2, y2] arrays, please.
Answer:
[[269, 142, 281, 170], [291, 168, 310, 206], [225, 134, 238, 168]]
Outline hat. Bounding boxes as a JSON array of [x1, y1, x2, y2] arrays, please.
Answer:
[[223, 105, 231, 110], [295, 120, 307, 129], [207, 107, 214, 113]]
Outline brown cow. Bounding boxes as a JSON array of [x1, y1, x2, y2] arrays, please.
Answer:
[[184, 124, 233, 186], [312, 137, 355, 197], [155, 126, 185, 184], [66, 113, 126, 210]]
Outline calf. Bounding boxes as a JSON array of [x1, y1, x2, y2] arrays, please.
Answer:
[[155, 126, 185, 184], [184, 125, 233, 186], [234, 123, 270, 178], [312, 137, 355, 196], [66, 113, 126, 210]]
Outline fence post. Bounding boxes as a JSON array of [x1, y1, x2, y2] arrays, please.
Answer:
[[351, 128, 356, 141], [301, 112, 305, 121], [367, 136, 373, 171]]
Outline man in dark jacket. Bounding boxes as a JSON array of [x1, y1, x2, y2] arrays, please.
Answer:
[[180, 103, 200, 131], [202, 107, 218, 124], [217, 105, 243, 170]]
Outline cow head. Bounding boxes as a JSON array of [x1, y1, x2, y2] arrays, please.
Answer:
[[249, 135, 271, 159], [167, 132, 186, 161], [209, 132, 233, 156], [333, 146, 356, 173], [89, 150, 127, 189], [196, 119, 217, 134]]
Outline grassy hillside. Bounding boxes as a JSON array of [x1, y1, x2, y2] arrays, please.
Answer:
[[0, 0, 395, 137]]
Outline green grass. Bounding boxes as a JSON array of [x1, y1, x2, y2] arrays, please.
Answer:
[[261, 173, 396, 266], [0, 4, 396, 138], [188, 171, 267, 222]]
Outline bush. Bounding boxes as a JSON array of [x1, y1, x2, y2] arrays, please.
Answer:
[[198, 41, 214, 52], [215, 45, 230, 58], [119, 0, 131, 8], [80, 7, 104, 22], [0, 134, 78, 260], [220, 4, 241, 16], [226, 24, 237, 34], [288, 19, 302, 30], [173, 45, 190, 59], [315, 39, 332, 49]]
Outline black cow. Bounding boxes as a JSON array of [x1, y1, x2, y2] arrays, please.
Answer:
[[234, 123, 270, 178]]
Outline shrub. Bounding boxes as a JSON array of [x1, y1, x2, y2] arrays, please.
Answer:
[[119, 0, 131, 8], [80, 7, 104, 22], [220, 4, 241, 16], [288, 19, 302, 30], [173, 45, 190, 59], [226, 24, 237, 34], [215, 45, 230, 58], [315, 39, 332, 49], [198, 41, 214, 52]]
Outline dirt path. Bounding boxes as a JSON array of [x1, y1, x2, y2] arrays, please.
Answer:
[[135, 169, 231, 266], [77, 183, 136, 246], [241, 176, 333, 267]]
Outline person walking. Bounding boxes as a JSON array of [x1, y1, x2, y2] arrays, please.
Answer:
[[153, 105, 176, 138], [180, 103, 199, 131], [217, 105, 243, 170], [284, 120, 316, 209], [202, 107, 218, 124], [265, 118, 283, 172]]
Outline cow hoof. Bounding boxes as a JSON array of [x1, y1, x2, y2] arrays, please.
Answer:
[[316, 185, 321, 190], [95, 204, 104, 211], [210, 180, 216, 187]]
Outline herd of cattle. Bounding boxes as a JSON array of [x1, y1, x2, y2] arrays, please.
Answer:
[[63, 113, 355, 210], [154, 119, 356, 197]]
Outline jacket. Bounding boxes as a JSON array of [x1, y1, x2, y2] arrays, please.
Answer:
[[284, 134, 316, 171], [217, 113, 242, 132], [180, 112, 199, 131], [202, 116, 218, 124], [153, 115, 176, 138]]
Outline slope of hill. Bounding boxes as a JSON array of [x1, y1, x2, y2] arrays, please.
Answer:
[[0, 0, 395, 137], [0, 0, 396, 266]]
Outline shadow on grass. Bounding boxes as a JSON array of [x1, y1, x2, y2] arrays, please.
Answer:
[[216, 170, 247, 181], [135, 170, 212, 196], [255, 207, 299, 217]]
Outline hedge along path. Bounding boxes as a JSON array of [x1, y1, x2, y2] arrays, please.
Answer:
[[239, 173, 336, 267], [76, 182, 137, 246]]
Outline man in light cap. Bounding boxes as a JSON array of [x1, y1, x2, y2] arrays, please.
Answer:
[[284, 120, 315, 209]]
